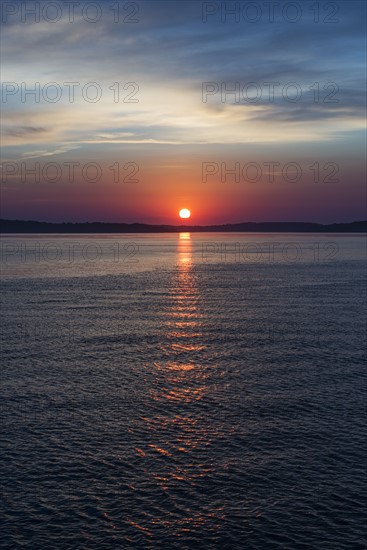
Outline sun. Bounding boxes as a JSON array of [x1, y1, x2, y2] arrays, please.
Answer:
[[179, 208, 191, 219]]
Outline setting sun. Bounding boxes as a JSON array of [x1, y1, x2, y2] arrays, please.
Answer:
[[179, 208, 191, 219]]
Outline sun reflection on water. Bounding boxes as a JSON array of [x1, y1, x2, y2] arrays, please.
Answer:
[[129, 234, 225, 539], [164, 232, 205, 363]]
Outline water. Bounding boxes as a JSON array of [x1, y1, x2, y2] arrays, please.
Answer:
[[1, 233, 366, 549]]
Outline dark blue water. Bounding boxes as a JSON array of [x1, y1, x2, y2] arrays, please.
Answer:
[[1, 234, 366, 548]]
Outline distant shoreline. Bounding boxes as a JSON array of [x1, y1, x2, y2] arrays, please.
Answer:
[[1, 219, 366, 233]]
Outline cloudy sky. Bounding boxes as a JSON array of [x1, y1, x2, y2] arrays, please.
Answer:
[[1, 0, 366, 223]]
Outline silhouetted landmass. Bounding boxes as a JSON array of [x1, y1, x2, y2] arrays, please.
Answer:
[[0, 219, 366, 233]]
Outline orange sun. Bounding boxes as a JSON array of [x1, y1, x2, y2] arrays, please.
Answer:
[[179, 208, 191, 219]]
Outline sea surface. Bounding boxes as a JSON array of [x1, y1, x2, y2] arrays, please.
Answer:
[[1, 233, 366, 549]]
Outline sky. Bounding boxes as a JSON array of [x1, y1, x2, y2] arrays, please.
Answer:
[[0, 0, 366, 224]]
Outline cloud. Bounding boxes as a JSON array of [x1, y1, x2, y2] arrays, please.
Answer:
[[0, 0, 365, 153], [1, 125, 47, 137]]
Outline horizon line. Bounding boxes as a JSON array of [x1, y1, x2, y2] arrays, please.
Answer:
[[1, 219, 366, 234], [1, 218, 366, 225]]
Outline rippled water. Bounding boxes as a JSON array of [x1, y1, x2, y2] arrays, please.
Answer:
[[1, 233, 366, 548]]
